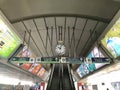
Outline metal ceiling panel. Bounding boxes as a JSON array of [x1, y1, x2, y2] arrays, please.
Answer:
[[45, 17, 55, 27], [66, 17, 76, 28], [12, 16, 108, 57], [82, 22, 108, 56], [34, 18, 46, 30]]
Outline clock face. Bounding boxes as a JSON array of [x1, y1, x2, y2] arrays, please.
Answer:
[[55, 44, 66, 55]]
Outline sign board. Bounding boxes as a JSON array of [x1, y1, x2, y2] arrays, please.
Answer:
[[10, 57, 60, 63], [91, 58, 110, 63], [66, 57, 83, 64], [0, 11, 21, 59], [10, 57, 111, 64], [11, 57, 30, 63]]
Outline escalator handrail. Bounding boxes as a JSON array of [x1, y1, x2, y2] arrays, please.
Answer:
[[67, 64, 75, 90], [46, 64, 55, 90], [60, 64, 63, 90], [59, 64, 61, 90]]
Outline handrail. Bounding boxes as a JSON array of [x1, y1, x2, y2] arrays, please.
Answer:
[[67, 64, 75, 90], [60, 64, 63, 90], [61, 64, 63, 90], [46, 64, 55, 90], [58, 64, 61, 90]]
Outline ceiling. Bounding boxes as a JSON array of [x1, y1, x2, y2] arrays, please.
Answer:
[[0, 0, 119, 82], [12, 16, 108, 57], [0, 0, 119, 21], [0, 0, 119, 57]]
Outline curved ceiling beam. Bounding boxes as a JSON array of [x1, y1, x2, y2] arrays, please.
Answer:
[[10, 14, 110, 24]]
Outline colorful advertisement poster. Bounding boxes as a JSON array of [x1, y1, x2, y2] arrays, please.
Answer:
[[11, 46, 46, 79], [87, 46, 106, 68], [77, 46, 106, 77], [20, 63, 32, 70], [101, 18, 120, 58], [17, 46, 36, 70], [29, 64, 42, 75], [77, 58, 96, 77], [87, 47, 104, 58], [17, 46, 33, 57], [37, 67, 46, 78], [14, 46, 34, 70], [0, 19, 21, 59]]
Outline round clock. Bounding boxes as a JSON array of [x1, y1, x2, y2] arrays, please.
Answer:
[[55, 44, 66, 55]]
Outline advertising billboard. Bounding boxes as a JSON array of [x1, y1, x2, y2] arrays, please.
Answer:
[[0, 17, 21, 59], [15, 46, 35, 70], [77, 58, 96, 77], [101, 18, 120, 58], [20, 63, 32, 70], [12, 46, 46, 78], [77, 46, 106, 77], [29, 64, 42, 75], [87, 47, 104, 58], [37, 67, 46, 78]]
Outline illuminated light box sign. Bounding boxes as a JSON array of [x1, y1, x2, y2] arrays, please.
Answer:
[[20, 63, 32, 70], [16, 46, 37, 70], [101, 18, 120, 58], [77, 58, 110, 76], [87, 46, 104, 58], [87, 46, 107, 68], [0, 11, 21, 59], [37, 67, 46, 78], [76, 58, 101, 78], [77, 46, 108, 78], [10, 46, 46, 79], [77, 61, 92, 77], [17, 46, 35, 57], [29, 64, 42, 75]]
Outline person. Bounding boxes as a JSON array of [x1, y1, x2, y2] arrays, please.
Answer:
[[16, 82, 23, 90]]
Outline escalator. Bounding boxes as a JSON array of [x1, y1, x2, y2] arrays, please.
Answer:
[[62, 64, 75, 90], [47, 63, 75, 90], [46, 64, 60, 90]]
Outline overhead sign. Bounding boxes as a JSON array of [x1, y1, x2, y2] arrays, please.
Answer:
[[10, 57, 60, 63], [40, 57, 60, 63], [91, 57, 110, 63], [11, 57, 30, 63], [66, 57, 83, 64], [10, 57, 111, 64]]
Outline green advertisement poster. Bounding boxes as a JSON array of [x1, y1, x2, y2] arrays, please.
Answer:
[[0, 19, 21, 59]]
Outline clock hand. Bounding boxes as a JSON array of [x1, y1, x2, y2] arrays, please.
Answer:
[[58, 46, 61, 49]]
